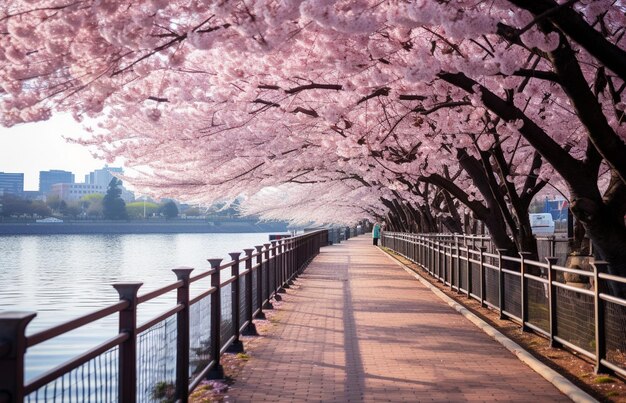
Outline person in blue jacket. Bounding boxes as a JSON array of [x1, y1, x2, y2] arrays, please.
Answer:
[[372, 222, 381, 246]]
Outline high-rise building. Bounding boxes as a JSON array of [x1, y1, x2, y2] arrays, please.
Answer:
[[85, 166, 124, 188], [0, 172, 24, 196], [39, 170, 75, 194]]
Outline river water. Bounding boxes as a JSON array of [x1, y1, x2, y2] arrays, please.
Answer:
[[0, 233, 272, 381]]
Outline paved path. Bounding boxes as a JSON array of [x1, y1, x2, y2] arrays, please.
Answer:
[[227, 236, 569, 402]]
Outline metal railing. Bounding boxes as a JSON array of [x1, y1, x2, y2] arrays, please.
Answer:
[[0, 230, 329, 402], [382, 232, 626, 378], [326, 224, 364, 245]]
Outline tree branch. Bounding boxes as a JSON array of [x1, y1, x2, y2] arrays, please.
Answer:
[[506, 0, 626, 81], [285, 83, 342, 94]]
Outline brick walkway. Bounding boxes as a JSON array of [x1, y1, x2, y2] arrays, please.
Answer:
[[226, 236, 569, 402]]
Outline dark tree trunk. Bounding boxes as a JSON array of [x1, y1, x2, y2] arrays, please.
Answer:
[[571, 192, 626, 297]]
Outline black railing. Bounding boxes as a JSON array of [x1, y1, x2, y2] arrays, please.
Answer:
[[382, 232, 626, 378], [0, 230, 329, 402]]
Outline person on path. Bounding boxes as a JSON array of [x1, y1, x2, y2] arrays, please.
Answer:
[[372, 222, 381, 246]]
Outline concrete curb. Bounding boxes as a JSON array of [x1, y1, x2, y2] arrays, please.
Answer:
[[380, 249, 598, 403]]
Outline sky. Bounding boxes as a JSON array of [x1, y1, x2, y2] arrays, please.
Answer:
[[0, 114, 110, 191]]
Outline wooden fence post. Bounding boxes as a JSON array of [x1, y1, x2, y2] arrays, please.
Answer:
[[243, 249, 258, 335], [207, 259, 224, 379], [172, 267, 194, 403], [113, 282, 143, 403], [0, 312, 36, 403]]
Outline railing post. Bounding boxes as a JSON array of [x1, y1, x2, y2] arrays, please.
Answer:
[[282, 240, 290, 287], [242, 249, 258, 335], [113, 282, 143, 403], [263, 243, 273, 309], [270, 241, 282, 301], [0, 312, 36, 403], [172, 267, 194, 403], [289, 238, 295, 278], [297, 236, 302, 273], [404, 234, 408, 257], [275, 240, 283, 291], [278, 240, 288, 291], [441, 239, 446, 282], [466, 245, 472, 299], [443, 241, 448, 285], [449, 238, 454, 291], [435, 239, 440, 280], [287, 238, 295, 282], [292, 237, 297, 273], [592, 262, 613, 375], [429, 238, 434, 275], [207, 258, 224, 379], [519, 252, 532, 332], [227, 252, 244, 353], [545, 257, 561, 348], [440, 240, 445, 282], [479, 247, 487, 308], [255, 245, 268, 317], [497, 249, 508, 320], [450, 234, 461, 293]]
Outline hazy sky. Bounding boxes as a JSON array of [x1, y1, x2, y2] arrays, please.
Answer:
[[0, 114, 108, 191]]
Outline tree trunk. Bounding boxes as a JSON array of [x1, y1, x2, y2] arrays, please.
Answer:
[[571, 193, 626, 297]]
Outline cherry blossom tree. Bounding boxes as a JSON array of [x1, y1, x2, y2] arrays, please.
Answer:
[[1, 0, 625, 279]]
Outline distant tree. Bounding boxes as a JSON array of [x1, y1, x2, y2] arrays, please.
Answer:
[[46, 195, 62, 212], [63, 201, 83, 219], [81, 193, 104, 204], [80, 194, 104, 218], [58, 200, 68, 216], [126, 201, 159, 219], [159, 201, 179, 219], [30, 200, 52, 217], [86, 199, 103, 218], [103, 178, 128, 220], [0, 195, 51, 218]]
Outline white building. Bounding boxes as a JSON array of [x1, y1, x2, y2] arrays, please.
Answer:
[[50, 183, 105, 201]]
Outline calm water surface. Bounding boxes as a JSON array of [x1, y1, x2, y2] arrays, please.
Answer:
[[0, 233, 272, 380]]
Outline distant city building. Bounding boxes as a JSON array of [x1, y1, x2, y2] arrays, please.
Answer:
[[0, 172, 24, 196], [50, 183, 105, 201], [85, 166, 135, 202], [39, 170, 75, 194], [85, 166, 124, 189]]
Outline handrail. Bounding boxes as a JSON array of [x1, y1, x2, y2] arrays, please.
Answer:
[[190, 287, 216, 305], [551, 265, 594, 278], [137, 304, 185, 333], [220, 275, 237, 287], [190, 268, 216, 283], [137, 280, 184, 304], [27, 300, 129, 348], [599, 272, 626, 284]]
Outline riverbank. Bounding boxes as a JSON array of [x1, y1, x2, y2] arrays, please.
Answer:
[[0, 220, 288, 235]]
